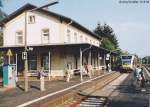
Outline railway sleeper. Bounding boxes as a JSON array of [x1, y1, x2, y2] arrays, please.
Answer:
[[35, 72, 120, 107]]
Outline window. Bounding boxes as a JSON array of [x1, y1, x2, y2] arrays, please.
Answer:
[[85, 37, 88, 42], [67, 29, 71, 43], [42, 28, 49, 43], [90, 40, 92, 44], [16, 31, 23, 45], [74, 32, 77, 43], [80, 35, 83, 43], [41, 55, 49, 70], [28, 15, 35, 23], [93, 41, 95, 44], [67, 62, 72, 70], [42, 29, 49, 37], [28, 55, 37, 71]]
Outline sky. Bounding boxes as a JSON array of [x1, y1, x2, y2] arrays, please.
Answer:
[[2, 0, 150, 57]]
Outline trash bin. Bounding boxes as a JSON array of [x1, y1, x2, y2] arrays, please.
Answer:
[[3, 64, 16, 88]]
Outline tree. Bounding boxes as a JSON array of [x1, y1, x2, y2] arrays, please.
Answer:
[[0, 0, 6, 67], [101, 38, 115, 50], [0, 0, 2, 7], [0, 0, 6, 46], [0, 0, 6, 21], [94, 23, 119, 50]]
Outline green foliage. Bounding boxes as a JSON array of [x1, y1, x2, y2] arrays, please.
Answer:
[[101, 38, 115, 50], [0, 0, 7, 21], [94, 23, 119, 50], [0, 0, 6, 46], [112, 57, 122, 70], [0, 9, 6, 21], [0, 0, 2, 7], [0, 0, 6, 65]]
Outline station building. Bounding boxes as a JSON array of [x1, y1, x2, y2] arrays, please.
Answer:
[[0, 4, 114, 80]]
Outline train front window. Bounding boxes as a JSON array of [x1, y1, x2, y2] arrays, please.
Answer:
[[122, 61, 131, 65], [122, 56, 132, 59]]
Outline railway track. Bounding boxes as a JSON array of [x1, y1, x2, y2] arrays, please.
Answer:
[[76, 96, 107, 107], [21, 72, 121, 107], [144, 65, 150, 71]]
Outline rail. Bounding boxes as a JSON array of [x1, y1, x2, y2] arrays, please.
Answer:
[[27, 72, 121, 107]]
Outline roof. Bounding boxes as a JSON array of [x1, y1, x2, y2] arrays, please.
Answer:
[[0, 43, 119, 56], [0, 43, 110, 53], [0, 3, 101, 40]]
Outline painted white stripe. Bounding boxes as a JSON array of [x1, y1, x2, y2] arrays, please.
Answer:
[[79, 104, 101, 106], [85, 99, 105, 102], [82, 101, 103, 104], [17, 72, 113, 107], [81, 102, 102, 105]]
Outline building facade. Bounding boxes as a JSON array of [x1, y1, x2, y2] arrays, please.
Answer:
[[0, 4, 110, 79]]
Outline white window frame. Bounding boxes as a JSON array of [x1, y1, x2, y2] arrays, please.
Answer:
[[16, 31, 23, 45], [80, 35, 83, 43], [74, 32, 77, 43], [42, 28, 49, 44], [28, 15, 35, 24], [93, 41, 95, 44], [90, 40, 92, 44], [85, 37, 88, 42], [67, 29, 71, 43]]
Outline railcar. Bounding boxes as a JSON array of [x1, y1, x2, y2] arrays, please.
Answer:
[[121, 55, 137, 72]]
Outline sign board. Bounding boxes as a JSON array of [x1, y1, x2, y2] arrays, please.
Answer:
[[22, 52, 27, 60], [6, 49, 13, 56]]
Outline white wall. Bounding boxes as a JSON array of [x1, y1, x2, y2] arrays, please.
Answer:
[[3, 11, 100, 47], [62, 23, 100, 47], [3, 11, 60, 46], [4, 13, 25, 46], [27, 12, 60, 45]]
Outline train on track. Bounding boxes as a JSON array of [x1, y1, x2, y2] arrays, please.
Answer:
[[121, 55, 137, 72]]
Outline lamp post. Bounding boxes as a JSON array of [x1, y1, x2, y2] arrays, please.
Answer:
[[24, 1, 59, 92], [80, 45, 92, 81]]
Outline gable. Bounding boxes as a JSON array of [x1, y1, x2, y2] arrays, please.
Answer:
[[0, 3, 101, 40]]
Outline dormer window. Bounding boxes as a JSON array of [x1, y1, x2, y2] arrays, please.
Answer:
[[28, 15, 35, 23]]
